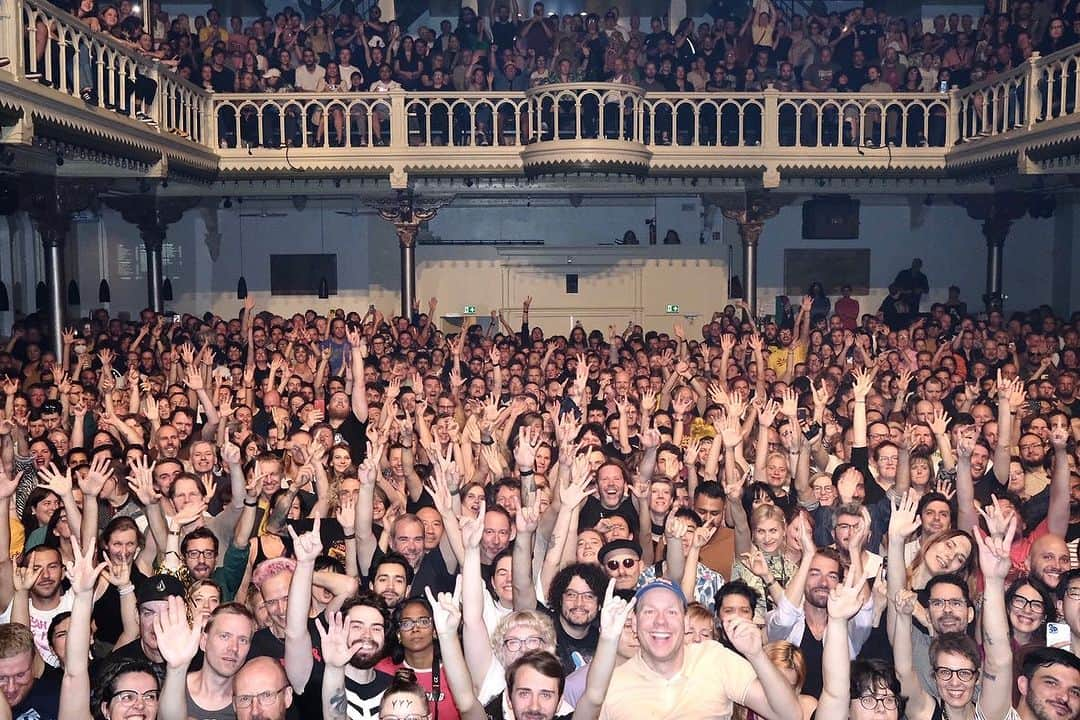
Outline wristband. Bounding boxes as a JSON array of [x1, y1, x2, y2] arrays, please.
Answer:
[[343, 533, 356, 540], [480, 437, 495, 446], [520, 469, 534, 477], [244, 499, 258, 507], [117, 584, 135, 596]]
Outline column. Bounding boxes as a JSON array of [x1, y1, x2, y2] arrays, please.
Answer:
[[717, 192, 786, 319], [141, 224, 165, 313], [395, 222, 418, 320], [20, 176, 98, 359], [374, 189, 447, 320], [954, 192, 1028, 314], [737, 219, 765, 318], [106, 196, 199, 313], [982, 215, 1009, 313], [40, 228, 65, 359]]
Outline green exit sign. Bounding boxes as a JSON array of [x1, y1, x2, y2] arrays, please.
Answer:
[[666, 304, 680, 314], [464, 305, 477, 315]]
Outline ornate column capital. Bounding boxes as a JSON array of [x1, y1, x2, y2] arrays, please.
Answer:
[[19, 175, 102, 242], [951, 192, 1027, 247]]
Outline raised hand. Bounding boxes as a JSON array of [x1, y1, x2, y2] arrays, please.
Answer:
[[1051, 426, 1069, 452], [288, 516, 323, 563], [598, 579, 636, 639], [12, 565, 42, 594], [336, 494, 356, 535], [758, 399, 780, 428], [888, 489, 921, 539], [64, 537, 106, 596], [81, 456, 115, 497], [975, 515, 1017, 582], [514, 425, 540, 472], [516, 493, 542, 535], [828, 567, 865, 620], [153, 595, 202, 669], [928, 408, 950, 436], [891, 588, 918, 617], [317, 611, 363, 668], [739, 548, 772, 579], [36, 463, 73, 497], [425, 585, 462, 636], [127, 457, 160, 506], [459, 502, 485, 549], [221, 441, 242, 466], [977, 495, 1013, 539]]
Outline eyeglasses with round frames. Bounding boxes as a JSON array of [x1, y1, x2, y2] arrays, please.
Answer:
[[503, 636, 545, 652], [605, 558, 638, 572], [858, 694, 899, 710], [399, 617, 433, 631]]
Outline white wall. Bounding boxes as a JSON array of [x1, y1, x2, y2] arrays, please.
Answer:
[[62, 193, 1073, 334]]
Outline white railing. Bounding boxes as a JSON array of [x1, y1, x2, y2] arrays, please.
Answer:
[[2, 0, 211, 143], [7, 0, 1080, 171]]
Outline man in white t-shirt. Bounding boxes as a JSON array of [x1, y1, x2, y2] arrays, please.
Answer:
[[294, 48, 326, 91], [0, 546, 73, 667]]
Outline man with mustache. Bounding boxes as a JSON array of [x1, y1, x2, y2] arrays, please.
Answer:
[[156, 600, 257, 720], [765, 546, 874, 699], [285, 521, 387, 718], [1012, 647, 1080, 720], [907, 574, 975, 697]]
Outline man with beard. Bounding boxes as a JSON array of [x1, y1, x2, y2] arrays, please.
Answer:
[[299, 592, 391, 720], [1027, 533, 1071, 591], [904, 493, 954, 565], [1012, 647, 1080, 720], [543, 563, 608, 673], [368, 554, 412, 609], [765, 547, 874, 698], [156, 601, 257, 720], [0, 546, 72, 667], [286, 520, 381, 716]]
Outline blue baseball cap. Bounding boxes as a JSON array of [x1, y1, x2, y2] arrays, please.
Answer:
[[633, 577, 688, 608]]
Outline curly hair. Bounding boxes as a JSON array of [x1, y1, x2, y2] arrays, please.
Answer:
[[491, 610, 556, 665], [547, 562, 608, 621]]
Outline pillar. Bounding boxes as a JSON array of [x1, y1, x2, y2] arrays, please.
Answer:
[[374, 190, 445, 321], [395, 222, 418, 319], [953, 192, 1028, 314], [141, 224, 165, 313], [717, 191, 787, 320], [737, 219, 765, 318], [40, 229, 65, 359], [982, 215, 1009, 313], [20, 176, 98, 359], [105, 196, 198, 313]]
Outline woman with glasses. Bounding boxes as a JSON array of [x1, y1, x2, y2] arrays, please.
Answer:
[[375, 598, 460, 720], [1005, 576, 1056, 649]]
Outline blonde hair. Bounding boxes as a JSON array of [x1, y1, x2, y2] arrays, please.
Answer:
[[750, 503, 786, 531], [491, 610, 556, 663]]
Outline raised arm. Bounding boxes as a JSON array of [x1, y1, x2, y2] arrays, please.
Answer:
[[815, 562, 862, 720], [155, 595, 204, 720], [346, 328, 369, 422], [891, 589, 934, 719], [59, 538, 105, 720], [426, 587, 488, 720], [512, 494, 541, 611], [1047, 427, 1071, 536], [460, 508, 493, 693], [573, 582, 635, 720], [975, 517, 1017, 720], [284, 518, 322, 692], [728, 614, 803, 720]]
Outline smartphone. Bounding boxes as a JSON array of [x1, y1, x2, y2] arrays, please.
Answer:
[[315, 398, 325, 413], [1048, 622, 1071, 649]]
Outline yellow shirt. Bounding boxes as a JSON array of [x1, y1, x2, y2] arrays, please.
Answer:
[[766, 341, 807, 375], [9, 514, 24, 558], [599, 641, 757, 720]]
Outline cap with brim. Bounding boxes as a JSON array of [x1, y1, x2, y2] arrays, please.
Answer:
[[599, 539, 642, 562], [264, 68, 281, 79], [633, 577, 688, 607], [136, 574, 186, 605]]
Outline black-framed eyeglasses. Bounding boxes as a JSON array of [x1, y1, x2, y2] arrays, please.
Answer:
[[928, 598, 967, 610], [933, 667, 978, 682], [606, 558, 637, 571], [399, 617, 433, 631], [858, 694, 899, 710], [563, 590, 598, 602], [184, 549, 217, 561], [234, 687, 288, 708], [1010, 595, 1046, 614]]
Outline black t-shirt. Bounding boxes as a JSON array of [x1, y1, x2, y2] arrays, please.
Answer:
[[548, 605, 600, 674], [577, 495, 638, 534], [855, 23, 884, 60], [93, 567, 148, 645], [107, 638, 164, 678], [12, 668, 60, 720], [210, 66, 236, 93], [288, 517, 347, 566], [336, 413, 368, 464], [491, 19, 517, 50]]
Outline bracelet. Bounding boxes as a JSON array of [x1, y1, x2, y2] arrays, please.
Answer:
[[520, 469, 534, 477], [244, 499, 258, 507], [480, 436, 495, 446], [343, 533, 356, 540], [117, 584, 135, 596]]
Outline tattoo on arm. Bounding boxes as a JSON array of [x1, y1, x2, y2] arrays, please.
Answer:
[[330, 689, 348, 720]]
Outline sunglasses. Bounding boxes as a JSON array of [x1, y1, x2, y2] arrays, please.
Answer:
[[606, 558, 638, 571]]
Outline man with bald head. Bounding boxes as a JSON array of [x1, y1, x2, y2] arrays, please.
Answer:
[[235, 657, 293, 720], [1028, 534, 1071, 589]]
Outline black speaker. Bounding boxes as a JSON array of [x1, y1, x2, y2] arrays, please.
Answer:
[[802, 197, 860, 239]]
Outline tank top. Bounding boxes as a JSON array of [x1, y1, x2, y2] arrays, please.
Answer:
[[186, 690, 237, 720]]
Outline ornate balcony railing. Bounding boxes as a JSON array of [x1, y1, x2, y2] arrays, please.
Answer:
[[6, 0, 1080, 183]]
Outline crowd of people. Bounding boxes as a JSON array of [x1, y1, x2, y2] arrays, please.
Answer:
[[0, 274, 1075, 720], [19, 0, 1080, 146]]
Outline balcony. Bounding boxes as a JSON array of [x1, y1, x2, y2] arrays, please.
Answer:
[[2, 0, 1080, 188]]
